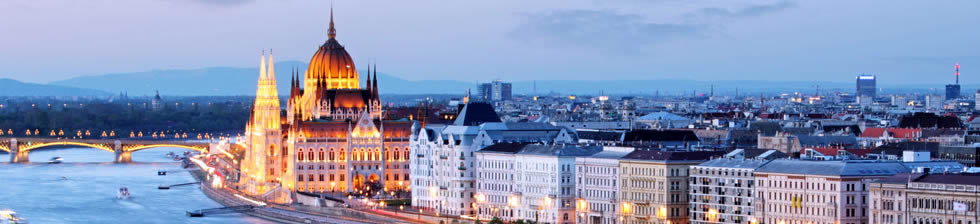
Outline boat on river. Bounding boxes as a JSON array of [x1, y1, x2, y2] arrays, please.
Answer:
[[47, 157, 63, 164], [117, 187, 131, 200]]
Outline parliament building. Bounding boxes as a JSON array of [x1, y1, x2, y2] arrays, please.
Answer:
[[240, 9, 413, 203]]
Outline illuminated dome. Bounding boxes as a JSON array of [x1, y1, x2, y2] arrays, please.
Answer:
[[307, 9, 358, 90]]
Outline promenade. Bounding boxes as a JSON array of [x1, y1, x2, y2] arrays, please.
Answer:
[[189, 166, 427, 224]]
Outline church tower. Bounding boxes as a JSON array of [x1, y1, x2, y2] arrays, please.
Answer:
[[242, 51, 291, 203]]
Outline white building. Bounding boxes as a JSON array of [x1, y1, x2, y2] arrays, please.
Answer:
[[689, 159, 771, 224], [574, 146, 634, 224], [474, 143, 601, 223], [752, 160, 909, 224], [411, 102, 576, 217]]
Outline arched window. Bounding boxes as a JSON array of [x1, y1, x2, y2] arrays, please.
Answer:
[[308, 151, 314, 161], [329, 150, 335, 161], [298, 148, 304, 161], [339, 148, 345, 160], [318, 148, 325, 161], [393, 149, 400, 161], [404, 151, 409, 161], [375, 148, 381, 160]]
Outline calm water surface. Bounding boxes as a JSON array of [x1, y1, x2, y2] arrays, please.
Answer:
[[0, 147, 275, 224]]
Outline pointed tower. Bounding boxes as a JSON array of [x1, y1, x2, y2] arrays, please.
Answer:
[[242, 50, 289, 201], [372, 64, 379, 100], [366, 64, 373, 94]]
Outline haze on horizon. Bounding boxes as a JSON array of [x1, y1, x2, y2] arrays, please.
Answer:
[[1, 0, 978, 85]]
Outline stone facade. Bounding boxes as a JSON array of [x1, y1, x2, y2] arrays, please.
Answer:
[[869, 173, 980, 224]]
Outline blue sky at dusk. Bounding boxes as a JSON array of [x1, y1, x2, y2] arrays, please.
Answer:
[[1, 0, 978, 84]]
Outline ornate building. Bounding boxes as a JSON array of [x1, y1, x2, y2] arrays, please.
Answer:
[[241, 9, 413, 203]]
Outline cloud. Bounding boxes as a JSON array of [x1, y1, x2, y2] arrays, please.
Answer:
[[509, 1, 795, 54], [695, 1, 796, 18], [509, 9, 706, 53]]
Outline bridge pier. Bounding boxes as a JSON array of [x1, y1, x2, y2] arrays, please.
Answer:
[[8, 138, 28, 163], [114, 140, 131, 163]]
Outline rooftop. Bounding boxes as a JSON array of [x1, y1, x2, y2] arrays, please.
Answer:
[[755, 160, 909, 177]]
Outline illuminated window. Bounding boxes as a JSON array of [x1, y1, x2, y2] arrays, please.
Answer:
[[339, 148, 346, 160]]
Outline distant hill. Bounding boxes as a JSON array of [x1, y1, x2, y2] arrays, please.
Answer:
[[0, 78, 109, 96], [46, 62, 968, 96], [50, 61, 473, 96]]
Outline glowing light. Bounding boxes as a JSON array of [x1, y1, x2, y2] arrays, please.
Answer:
[[475, 193, 486, 203], [234, 194, 267, 206]]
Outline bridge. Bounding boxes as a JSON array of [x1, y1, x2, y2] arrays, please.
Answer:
[[0, 137, 212, 163]]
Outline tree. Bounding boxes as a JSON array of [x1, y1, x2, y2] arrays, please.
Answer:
[[488, 217, 504, 224]]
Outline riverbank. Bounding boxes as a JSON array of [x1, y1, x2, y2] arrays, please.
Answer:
[[189, 168, 413, 224]]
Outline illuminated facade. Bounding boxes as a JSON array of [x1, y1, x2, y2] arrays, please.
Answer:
[[752, 160, 908, 224], [241, 8, 412, 201], [689, 159, 769, 224], [241, 51, 291, 203], [618, 151, 723, 224], [473, 143, 599, 223], [412, 102, 578, 217]]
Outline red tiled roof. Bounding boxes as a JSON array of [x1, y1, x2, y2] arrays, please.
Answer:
[[888, 128, 921, 139], [809, 147, 839, 156], [860, 128, 886, 138]]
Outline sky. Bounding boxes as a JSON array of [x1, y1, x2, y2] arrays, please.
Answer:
[[1, 0, 979, 85]]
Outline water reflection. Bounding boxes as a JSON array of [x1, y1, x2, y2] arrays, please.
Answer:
[[0, 147, 273, 224]]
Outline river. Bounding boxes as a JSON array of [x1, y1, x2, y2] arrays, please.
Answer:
[[0, 147, 275, 224]]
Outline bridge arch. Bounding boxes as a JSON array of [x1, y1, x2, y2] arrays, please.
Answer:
[[20, 141, 114, 153], [123, 144, 207, 153]]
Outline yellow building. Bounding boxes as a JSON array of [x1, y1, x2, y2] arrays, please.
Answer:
[[618, 150, 722, 224]]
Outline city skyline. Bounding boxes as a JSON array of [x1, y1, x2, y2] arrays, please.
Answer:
[[1, 0, 978, 85]]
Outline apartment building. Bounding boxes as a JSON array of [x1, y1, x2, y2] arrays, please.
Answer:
[[619, 150, 724, 224], [753, 160, 909, 224], [689, 158, 772, 224], [869, 173, 980, 224]]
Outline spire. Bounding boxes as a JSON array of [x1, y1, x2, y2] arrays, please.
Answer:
[[260, 50, 267, 80], [267, 50, 276, 81], [327, 5, 337, 39], [372, 63, 379, 99], [366, 63, 372, 92], [291, 68, 296, 88]]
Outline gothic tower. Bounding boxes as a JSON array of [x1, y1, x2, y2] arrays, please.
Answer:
[[242, 51, 291, 202]]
